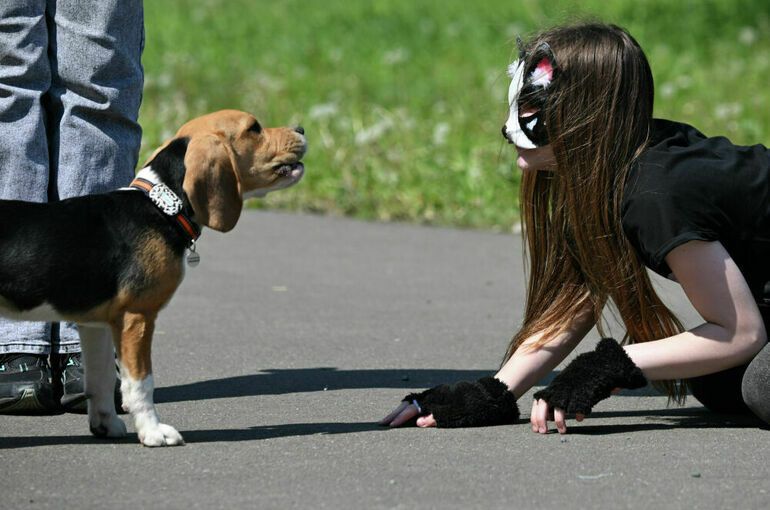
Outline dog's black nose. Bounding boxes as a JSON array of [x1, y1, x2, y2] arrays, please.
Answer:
[[294, 126, 305, 135]]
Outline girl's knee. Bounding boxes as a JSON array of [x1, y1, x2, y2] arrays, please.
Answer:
[[742, 361, 770, 425]]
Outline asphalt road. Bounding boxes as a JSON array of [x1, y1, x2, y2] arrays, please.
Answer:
[[1, 211, 767, 509]]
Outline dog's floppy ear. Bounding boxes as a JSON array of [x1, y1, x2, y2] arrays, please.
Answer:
[[142, 140, 172, 168], [182, 134, 243, 232]]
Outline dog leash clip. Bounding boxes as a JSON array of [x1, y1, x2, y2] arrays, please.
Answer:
[[186, 241, 201, 267]]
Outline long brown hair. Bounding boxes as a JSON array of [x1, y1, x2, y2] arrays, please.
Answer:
[[504, 23, 686, 402]]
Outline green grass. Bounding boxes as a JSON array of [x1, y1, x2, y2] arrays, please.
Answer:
[[140, 0, 770, 230]]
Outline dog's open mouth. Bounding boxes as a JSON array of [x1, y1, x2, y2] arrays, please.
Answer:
[[274, 162, 304, 180]]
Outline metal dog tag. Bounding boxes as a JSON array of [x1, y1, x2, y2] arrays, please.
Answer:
[[186, 242, 200, 267]]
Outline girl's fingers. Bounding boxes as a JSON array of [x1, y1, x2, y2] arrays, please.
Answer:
[[416, 414, 437, 428], [530, 399, 539, 432], [379, 401, 409, 425], [554, 407, 567, 434], [535, 399, 549, 434]]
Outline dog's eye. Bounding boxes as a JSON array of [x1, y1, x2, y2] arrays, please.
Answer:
[[247, 121, 262, 134]]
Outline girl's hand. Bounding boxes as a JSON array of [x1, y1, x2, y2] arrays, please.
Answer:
[[381, 377, 518, 428], [530, 398, 585, 434], [379, 401, 437, 428], [530, 387, 619, 434], [532, 338, 645, 426]]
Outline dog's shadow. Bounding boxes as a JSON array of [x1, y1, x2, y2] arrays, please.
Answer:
[[0, 421, 384, 449], [154, 368, 492, 403], [153, 367, 662, 404]]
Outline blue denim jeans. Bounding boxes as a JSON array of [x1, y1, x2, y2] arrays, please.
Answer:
[[0, 0, 144, 354]]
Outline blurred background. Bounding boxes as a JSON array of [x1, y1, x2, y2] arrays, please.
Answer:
[[140, 0, 770, 231]]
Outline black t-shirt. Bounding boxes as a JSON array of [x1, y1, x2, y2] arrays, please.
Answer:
[[621, 119, 770, 302]]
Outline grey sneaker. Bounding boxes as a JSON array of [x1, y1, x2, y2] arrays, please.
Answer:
[[0, 354, 58, 414], [53, 352, 88, 412], [51, 352, 123, 414]]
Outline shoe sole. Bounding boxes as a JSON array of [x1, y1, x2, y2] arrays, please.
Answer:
[[61, 393, 89, 414], [61, 386, 123, 415], [0, 388, 56, 414]]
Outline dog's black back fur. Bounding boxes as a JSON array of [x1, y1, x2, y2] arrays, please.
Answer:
[[0, 138, 192, 314]]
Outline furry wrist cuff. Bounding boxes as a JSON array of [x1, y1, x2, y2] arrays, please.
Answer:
[[403, 376, 519, 428], [532, 338, 647, 415]]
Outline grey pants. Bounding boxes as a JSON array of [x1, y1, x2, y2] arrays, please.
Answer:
[[0, 0, 144, 354], [689, 339, 770, 425]]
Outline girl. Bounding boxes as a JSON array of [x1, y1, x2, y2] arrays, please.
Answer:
[[381, 22, 770, 433]]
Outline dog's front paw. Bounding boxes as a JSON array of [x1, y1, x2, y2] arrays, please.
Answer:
[[138, 423, 185, 447], [89, 412, 127, 438]]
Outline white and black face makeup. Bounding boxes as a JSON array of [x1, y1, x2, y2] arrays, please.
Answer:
[[502, 40, 557, 149]]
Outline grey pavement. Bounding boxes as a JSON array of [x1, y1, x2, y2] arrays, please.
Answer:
[[0, 211, 767, 509]]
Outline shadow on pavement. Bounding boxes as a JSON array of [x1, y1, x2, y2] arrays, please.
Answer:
[[155, 367, 665, 403], [2, 407, 763, 449], [0, 422, 385, 449], [564, 407, 765, 434], [0, 434, 134, 449], [154, 368, 492, 403], [181, 421, 386, 443]]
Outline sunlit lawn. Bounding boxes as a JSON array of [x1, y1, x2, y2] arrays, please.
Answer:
[[141, 0, 769, 230]]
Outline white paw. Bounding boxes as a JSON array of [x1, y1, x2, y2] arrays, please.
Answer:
[[138, 423, 185, 447], [89, 412, 127, 438]]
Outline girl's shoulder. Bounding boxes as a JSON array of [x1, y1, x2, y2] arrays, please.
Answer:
[[638, 119, 766, 178], [621, 119, 770, 277], [625, 118, 768, 207]]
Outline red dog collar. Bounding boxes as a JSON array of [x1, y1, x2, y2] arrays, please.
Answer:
[[129, 175, 201, 245]]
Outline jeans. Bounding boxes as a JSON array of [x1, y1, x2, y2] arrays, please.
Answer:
[[0, 0, 144, 355]]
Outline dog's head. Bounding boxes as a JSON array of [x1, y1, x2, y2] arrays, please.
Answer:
[[147, 110, 307, 232]]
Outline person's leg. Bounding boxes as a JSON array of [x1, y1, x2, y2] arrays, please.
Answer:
[[687, 363, 752, 415], [741, 341, 770, 425], [46, 0, 144, 356], [0, 0, 54, 357], [0, 0, 58, 412], [0, 0, 51, 202], [41, 0, 143, 411], [47, 0, 144, 199]]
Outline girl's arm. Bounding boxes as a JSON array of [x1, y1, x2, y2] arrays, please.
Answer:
[[625, 240, 766, 378], [495, 307, 594, 398], [532, 239, 767, 434]]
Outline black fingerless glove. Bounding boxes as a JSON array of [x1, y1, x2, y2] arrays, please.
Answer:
[[533, 338, 646, 415], [403, 376, 519, 428]]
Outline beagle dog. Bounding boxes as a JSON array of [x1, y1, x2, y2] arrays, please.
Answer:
[[0, 110, 306, 446]]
